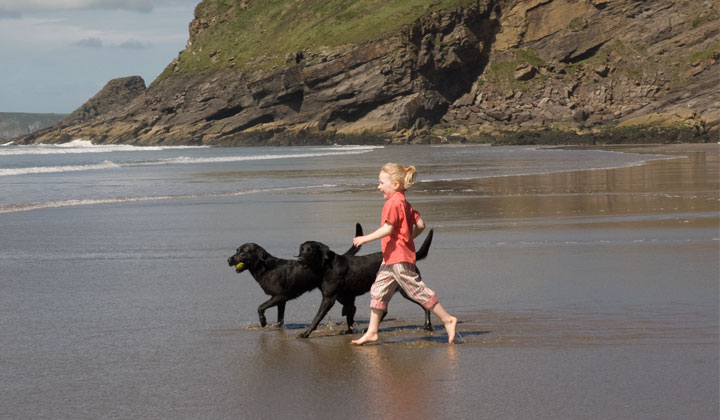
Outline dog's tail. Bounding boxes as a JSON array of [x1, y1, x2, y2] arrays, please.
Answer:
[[415, 229, 434, 261], [342, 223, 363, 256]]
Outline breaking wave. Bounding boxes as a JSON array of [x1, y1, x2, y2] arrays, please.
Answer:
[[0, 184, 338, 214], [0, 144, 382, 176], [0, 161, 121, 176], [0, 139, 210, 155]]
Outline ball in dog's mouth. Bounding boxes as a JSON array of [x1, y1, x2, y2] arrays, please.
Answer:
[[235, 262, 245, 272]]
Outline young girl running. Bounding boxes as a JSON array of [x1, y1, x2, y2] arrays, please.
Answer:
[[351, 163, 458, 345]]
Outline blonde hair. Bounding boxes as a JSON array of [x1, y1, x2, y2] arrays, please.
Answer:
[[381, 162, 416, 191]]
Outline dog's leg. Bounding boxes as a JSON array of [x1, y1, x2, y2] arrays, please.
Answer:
[[398, 289, 434, 331], [298, 297, 336, 338], [276, 301, 286, 327], [423, 309, 433, 332], [339, 297, 357, 334], [257, 296, 287, 327]]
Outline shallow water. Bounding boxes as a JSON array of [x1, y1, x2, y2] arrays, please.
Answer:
[[0, 143, 717, 419]]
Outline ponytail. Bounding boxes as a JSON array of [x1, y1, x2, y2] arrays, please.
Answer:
[[381, 163, 417, 190]]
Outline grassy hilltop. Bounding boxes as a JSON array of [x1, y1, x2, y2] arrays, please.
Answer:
[[160, 0, 477, 78]]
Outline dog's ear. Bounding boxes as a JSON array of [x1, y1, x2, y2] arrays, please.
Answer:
[[321, 245, 336, 267], [256, 247, 268, 266]]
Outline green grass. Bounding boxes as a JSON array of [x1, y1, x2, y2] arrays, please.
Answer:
[[563, 40, 651, 81], [691, 12, 719, 28], [484, 48, 549, 92], [567, 16, 586, 31], [159, 0, 477, 79], [689, 42, 720, 64], [669, 41, 720, 87]]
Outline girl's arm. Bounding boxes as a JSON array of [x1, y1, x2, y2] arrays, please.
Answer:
[[353, 223, 393, 247], [412, 216, 425, 239]]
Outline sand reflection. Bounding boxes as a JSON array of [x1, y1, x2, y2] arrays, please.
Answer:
[[415, 146, 718, 228], [352, 342, 460, 419]]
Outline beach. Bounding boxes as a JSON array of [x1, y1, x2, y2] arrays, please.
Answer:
[[0, 143, 717, 419]]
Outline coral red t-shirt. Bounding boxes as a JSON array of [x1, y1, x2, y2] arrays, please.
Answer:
[[381, 192, 420, 265]]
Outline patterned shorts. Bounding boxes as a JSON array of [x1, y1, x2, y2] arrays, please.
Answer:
[[370, 262, 438, 311]]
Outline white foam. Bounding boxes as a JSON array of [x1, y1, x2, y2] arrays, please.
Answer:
[[0, 147, 377, 176], [0, 160, 121, 176], [144, 149, 376, 165], [0, 141, 381, 156], [0, 139, 210, 155], [0, 184, 337, 214]]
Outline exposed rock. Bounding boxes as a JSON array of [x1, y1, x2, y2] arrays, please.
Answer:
[[593, 65, 609, 77], [572, 108, 588, 122], [67, 76, 146, 124], [15, 76, 146, 144], [514, 64, 537, 81], [618, 108, 707, 134]]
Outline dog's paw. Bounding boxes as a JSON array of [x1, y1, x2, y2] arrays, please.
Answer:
[[297, 331, 310, 339]]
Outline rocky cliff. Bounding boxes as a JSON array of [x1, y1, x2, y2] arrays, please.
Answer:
[[15, 0, 719, 145]]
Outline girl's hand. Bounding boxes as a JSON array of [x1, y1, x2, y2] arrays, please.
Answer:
[[354, 224, 392, 247], [353, 236, 365, 247]]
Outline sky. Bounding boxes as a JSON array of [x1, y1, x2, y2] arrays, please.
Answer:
[[0, 0, 199, 114]]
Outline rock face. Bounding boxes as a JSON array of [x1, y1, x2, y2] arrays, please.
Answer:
[[18, 76, 146, 144], [15, 0, 719, 145], [65, 76, 146, 124]]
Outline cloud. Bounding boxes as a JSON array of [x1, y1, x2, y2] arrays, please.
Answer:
[[119, 39, 148, 49], [0, 1, 157, 15], [73, 37, 103, 48]]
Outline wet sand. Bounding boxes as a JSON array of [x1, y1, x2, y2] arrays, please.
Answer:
[[205, 144, 717, 419], [237, 143, 719, 419], [1, 144, 717, 419]]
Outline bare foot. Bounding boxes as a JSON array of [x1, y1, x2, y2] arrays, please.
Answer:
[[351, 332, 378, 346], [444, 316, 458, 344]]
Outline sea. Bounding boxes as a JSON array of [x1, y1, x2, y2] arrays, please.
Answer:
[[0, 140, 670, 214], [1, 140, 717, 419]]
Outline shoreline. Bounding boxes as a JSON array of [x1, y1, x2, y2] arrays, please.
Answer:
[[8, 119, 717, 147]]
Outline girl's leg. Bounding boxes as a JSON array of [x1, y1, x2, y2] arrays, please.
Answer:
[[430, 303, 458, 344], [351, 308, 384, 345], [389, 263, 458, 344], [352, 265, 395, 346]]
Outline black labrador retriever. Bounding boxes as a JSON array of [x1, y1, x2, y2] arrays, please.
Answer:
[[227, 224, 361, 327], [296, 229, 434, 338]]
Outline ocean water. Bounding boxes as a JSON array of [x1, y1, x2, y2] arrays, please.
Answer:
[[0, 140, 674, 214], [1, 141, 717, 419]]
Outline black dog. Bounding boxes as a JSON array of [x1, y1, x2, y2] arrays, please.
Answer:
[[296, 230, 434, 338], [227, 225, 361, 327]]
